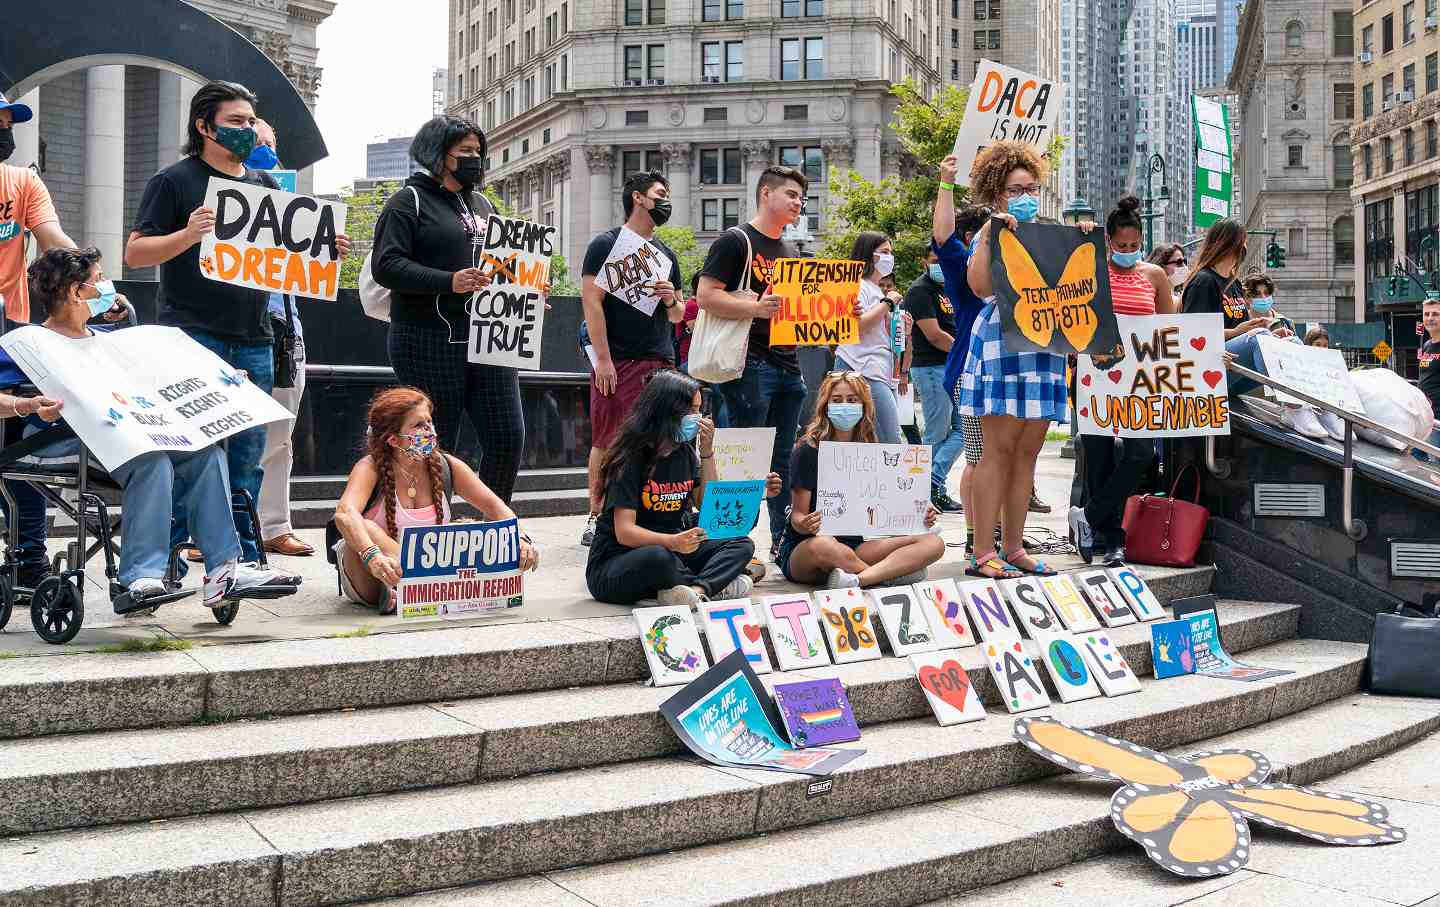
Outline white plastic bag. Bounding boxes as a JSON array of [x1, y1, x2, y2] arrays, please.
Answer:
[[687, 226, 754, 384], [358, 186, 421, 322], [1349, 368, 1432, 451]]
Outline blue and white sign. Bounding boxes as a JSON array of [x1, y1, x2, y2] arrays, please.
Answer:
[[697, 479, 766, 540], [397, 517, 523, 619]]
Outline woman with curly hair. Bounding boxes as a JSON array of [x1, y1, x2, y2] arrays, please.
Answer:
[[333, 386, 539, 613], [777, 371, 943, 589], [960, 140, 1087, 579]]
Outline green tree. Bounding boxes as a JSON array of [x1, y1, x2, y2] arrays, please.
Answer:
[[338, 180, 403, 290], [654, 224, 708, 292]]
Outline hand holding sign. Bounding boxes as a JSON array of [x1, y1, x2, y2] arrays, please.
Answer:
[[468, 215, 555, 370], [990, 223, 1120, 356]]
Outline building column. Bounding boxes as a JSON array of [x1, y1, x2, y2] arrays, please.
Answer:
[[1352, 197, 1366, 320], [11, 89, 40, 169], [84, 65, 126, 269], [661, 142, 693, 228], [584, 145, 615, 234], [740, 140, 772, 219], [156, 71, 185, 166], [1393, 187, 1407, 269]]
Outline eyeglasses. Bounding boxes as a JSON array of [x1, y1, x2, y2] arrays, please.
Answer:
[[1003, 186, 1042, 200], [1168, 258, 1186, 267]]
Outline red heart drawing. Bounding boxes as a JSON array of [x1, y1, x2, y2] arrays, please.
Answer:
[[1012, 641, 1023, 652], [1080, 374, 1092, 387], [918, 661, 973, 712], [1108, 370, 1124, 384], [1202, 370, 1223, 389], [742, 624, 763, 643], [1190, 337, 1207, 351], [1079, 407, 1089, 417], [1112, 426, 1120, 435]]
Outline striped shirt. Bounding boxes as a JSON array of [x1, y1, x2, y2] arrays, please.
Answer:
[[1109, 264, 1157, 316]]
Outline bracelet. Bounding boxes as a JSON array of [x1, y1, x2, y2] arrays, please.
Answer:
[[939, 181, 958, 191], [360, 545, 381, 566], [700, 454, 714, 460]]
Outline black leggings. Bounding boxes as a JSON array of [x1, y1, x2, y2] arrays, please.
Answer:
[[586, 537, 756, 605], [388, 322, 525, 502], [1080, 435, 1156, 549]]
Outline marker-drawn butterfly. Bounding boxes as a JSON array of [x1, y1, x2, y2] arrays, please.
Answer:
[[999, 228, 1101, 352], [822, 605, 876, 653], [1014, 717, 1406, 878]]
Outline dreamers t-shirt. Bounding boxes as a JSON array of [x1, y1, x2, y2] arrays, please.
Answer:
[[589, 444, 698, 557], [700, 224, 799, 374], [1419, 336, 1440, 417], [903, 272, 955, 368], [1181, 266, 1248, 331]]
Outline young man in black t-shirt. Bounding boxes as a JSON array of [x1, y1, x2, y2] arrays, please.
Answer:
[[578, 170, 682, 545], [125, 81, 349, 567], [1417, 296, 1440, 460], [697, 165, 807, 557], [904, 247, 964, 513]]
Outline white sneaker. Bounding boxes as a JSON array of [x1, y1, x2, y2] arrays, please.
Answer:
[[714, 574, 754, 600], [826, 568, 861, 589], [128, 577, 167, 599], [204, 560, 298, 606], [657, 584, 704, 609], [1281, 405, 1330, 440], [1315, 409, 1347, 441], [246, 561, 302, 585], [203, 559, 237, 607]]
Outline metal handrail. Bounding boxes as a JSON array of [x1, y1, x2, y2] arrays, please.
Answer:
[[1206, 362, 1440, 542]]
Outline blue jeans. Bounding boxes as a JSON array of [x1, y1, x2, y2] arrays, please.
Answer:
[[0, 477, 48, 574], [1224, 330, 1272, 397], [172, 330, 274, 563], [115, 447, 240, 585], [912, 364, 965, 493], [715, 358, 806, 549]]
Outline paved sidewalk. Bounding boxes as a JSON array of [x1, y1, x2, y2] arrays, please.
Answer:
[[6, 441, 1086, 656]]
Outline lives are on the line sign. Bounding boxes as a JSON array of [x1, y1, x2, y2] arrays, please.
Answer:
[[398, 518, 525, 619], [468, 215, 555, 370], [198, 178, 348, 301]]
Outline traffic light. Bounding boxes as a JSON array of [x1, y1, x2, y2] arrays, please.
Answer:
[[1387, 275, 1401, 297], [1265, 240, 1287, 269]]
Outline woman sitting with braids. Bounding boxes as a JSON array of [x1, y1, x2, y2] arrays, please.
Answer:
[[333, 387, 539, 613]]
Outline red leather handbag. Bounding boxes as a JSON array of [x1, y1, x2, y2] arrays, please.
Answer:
[[1121, 464, 1209, 567]]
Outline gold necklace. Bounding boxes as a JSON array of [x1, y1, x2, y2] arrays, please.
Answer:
[[396, 463, 421, 500]]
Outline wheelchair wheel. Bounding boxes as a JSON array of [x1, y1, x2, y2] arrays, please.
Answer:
[[0, 574, 12, 631], [31, 576, 84, 645], [212, 601, 241, 625]]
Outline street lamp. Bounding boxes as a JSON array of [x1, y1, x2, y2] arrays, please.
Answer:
[[1141, 152, 1170, 254], [1059, 194, 1097, 461]]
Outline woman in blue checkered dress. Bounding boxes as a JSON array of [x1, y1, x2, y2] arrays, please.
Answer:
[[957, 141, 1092, 580]]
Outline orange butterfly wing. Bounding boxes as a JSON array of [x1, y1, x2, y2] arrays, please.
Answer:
[[1111, 784, 1249, 877], [1016, 717, 1199, 786], [1225, 784, 1407, 845]]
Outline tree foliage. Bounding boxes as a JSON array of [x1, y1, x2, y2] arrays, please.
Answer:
[[654, 224, 708, 293]]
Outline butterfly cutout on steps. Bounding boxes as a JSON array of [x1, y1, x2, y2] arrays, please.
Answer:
[[1013, 717, 1406, 878]]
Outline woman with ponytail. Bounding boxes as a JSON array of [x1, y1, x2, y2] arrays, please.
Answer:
[[333, 387, 539, 613]]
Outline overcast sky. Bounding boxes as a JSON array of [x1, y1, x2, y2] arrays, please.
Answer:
[[312, 0, 449, 193]]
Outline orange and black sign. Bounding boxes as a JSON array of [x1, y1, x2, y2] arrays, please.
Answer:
[[989, 223, 1120, 355]]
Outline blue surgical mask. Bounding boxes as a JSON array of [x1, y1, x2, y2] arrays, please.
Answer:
[[1110, 249, 1143, 268], [82, 280, 117, 319], [928, 263, 945, 283], [1250, 297, 1274, 315], [676, 413, 701, 443], [1008, 195, 1040, 223], [245, 143, 280, 171], [827, 402, 864, 431]]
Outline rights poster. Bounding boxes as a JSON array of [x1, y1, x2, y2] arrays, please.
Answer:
[[468, 214, 555, 370], [198, 178, 348, 301], [660, 651, 864, 776], [989, 222, 1119, 356], [396, 518, 524, 619], [1076, 314, 1230, 437], [0, 325, 291, 472], [769, 258, 862, 346]]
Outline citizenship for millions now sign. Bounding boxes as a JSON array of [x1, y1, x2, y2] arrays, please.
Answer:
[[397, 518, 524, 619]]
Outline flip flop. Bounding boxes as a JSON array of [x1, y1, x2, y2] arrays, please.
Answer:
[[965, 554, 1023, 580], [1005, 549, 1058, 577]]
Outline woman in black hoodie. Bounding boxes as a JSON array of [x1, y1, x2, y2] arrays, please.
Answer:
[[372, 115, 524, 502]]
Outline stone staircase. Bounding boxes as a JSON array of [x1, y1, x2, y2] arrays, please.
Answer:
[[1, 564, 1436, 906]]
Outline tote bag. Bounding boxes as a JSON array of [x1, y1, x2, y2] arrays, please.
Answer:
[[687, 226, 755, 384]]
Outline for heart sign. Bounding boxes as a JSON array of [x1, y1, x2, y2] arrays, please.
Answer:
[[919, 660, 974, 712]]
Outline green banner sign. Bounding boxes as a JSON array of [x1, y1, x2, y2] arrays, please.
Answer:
[[1192, 96, 1233, 228]]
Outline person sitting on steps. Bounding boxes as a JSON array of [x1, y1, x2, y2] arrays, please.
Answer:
[[777, 370, 944, 590]]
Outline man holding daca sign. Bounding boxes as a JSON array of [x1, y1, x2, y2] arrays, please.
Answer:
[[198, 178, 347, 301], [579, 171, 683, 546], [126, 81, 350, 568]]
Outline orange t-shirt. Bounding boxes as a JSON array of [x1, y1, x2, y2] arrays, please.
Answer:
[[0, 164, 59, 323]]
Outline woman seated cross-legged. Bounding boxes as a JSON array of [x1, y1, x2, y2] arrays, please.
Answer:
[[585, 369, 779, 608], [332, 387, 540, 614], [777, 371, 944, 590]]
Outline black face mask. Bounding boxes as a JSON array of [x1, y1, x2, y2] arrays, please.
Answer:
[[648, 198, 673, 227], [0, 128, 14, 164], [452, 155, 483, 189]]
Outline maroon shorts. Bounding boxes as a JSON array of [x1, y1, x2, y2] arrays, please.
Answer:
[[591, 359, 672, 449]]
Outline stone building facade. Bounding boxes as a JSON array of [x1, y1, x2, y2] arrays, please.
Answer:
[[1229, 0, 1358, 323]]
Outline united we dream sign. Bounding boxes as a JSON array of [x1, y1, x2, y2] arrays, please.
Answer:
[[397, 517, 524, 620], [469, 215, 556, 370], [1076, 314, 1230, 437], [952, 60, 1064, 186], [0, 325, 291, 471], [768, 258, 862, 346], [198, 178, 348, 301], [816, 441, 932, 536]]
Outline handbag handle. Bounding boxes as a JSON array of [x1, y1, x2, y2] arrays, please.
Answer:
[[1169, 463, 1202, 504]]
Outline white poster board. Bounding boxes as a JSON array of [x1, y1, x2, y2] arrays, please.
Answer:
[[592, 226, 674, 317], [468, 214, 555, 370], [1076, 314, 1230, 437], [951, 60, 1064, 187], [713, 427, 776, 481], [198, 178, 348, 301], [816, 441, 931, 536], [0, 325, 291, 472], [396, 518, 524, 619], [1256, 334, 1365, 412]]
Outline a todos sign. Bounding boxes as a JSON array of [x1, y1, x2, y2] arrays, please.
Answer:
[[397, 518, 524, 619], [951, 60, 1064, 186], [198, 179, 348, 301], [469, 215, 555, 370]]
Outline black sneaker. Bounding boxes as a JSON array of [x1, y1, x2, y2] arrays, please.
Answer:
[[1103, 545, 1127, 568], [932, 491, 964, 514], [580, 513, 598, 547]]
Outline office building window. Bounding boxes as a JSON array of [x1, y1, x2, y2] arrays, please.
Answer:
[[1404, 63, 1417, 96], [1430, 120, 1440, 159], [562, 54, 568, 89], [723, 198, 740, 229], [727, 41, 744, 79], [1365, 198, 1394, 284], [703, 42, 722, 80], [1333, 139, 1352, 187], [648, 44, 666, 81], [779, 146, 824, 183], [1405, 128, 1415, 165], [622, 150, 663, 177], [951, 27, 959, 47], [1288, 144, 1303, 167], [729, 0, 743, 17], [1428, 52, 1438, 94], [521, 139, 530, 155], [782, 39, 802, 79], [1383, 73, 1395, 103], [1382, 14, 1394, 53], [973, 30, 986, 49], [974, 0, 985, 17], [1383, 136, 1394, 171], [457, 73, 463, 99], [543, 128, 551, 144], [650, 0, 667, 24], [1363, 82, 1374, 117], [703, 0, 721, 19], [1403, 1, 1415, 42], [626, 110, 649, 125], [624, 46, 643, 82], [704, 107, 728, 122], [625, 0, 643, 24], [1362, 24, 1374, 53], [699, 148, 743, 184], [1335, 82, 1354, 118], [1334, 215, 1354, 263], [805, 195, 821, 233], [1407, 185, 1438, 269], [1363, 143, 1373, 179], [951, 59, 959, 80], [1287, 227, 1305, 257], [1285, 20, 1302, 51], [806, 37, 824, 77], [990, 29, 1002, 48], [703, 198, 720, 231]]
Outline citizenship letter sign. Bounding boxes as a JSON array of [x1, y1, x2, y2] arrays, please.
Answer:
[[199, 178, 348, 301], [768, 258, 863, 346], [1077, 314, 1230, 437], [951, 60, 1064, 187], [469, 215, 555, 370], [397, 517, 524, 619]]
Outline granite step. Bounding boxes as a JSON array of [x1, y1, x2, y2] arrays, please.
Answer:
[[393, 692, 1440, 907], [0, 565, 1215, 740], [0, 638, 1377, 906], [0, 600, 1297, 835]]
